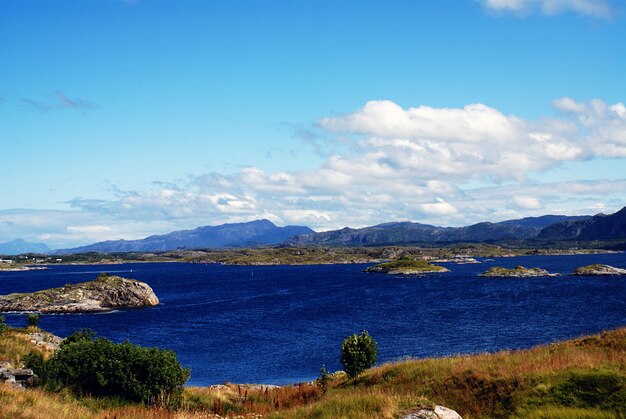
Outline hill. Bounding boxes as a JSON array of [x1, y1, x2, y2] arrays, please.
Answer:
[[286, 214, 592, 246], [55, 219, 313, 254], [1, 325, 624, 418], [0, 239, 50, 256]]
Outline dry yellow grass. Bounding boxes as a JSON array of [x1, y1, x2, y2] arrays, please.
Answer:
[[1, 327, 624, 418]]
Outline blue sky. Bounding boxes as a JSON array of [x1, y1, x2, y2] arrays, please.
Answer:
[[1, 0, 625, 248]]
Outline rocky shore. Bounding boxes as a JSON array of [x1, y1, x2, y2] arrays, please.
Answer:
[[479, 265, 558, 278], [0, 274, 159, 313], [572, 264, 626, 276]]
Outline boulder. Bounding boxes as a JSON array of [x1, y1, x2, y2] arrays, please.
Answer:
[[403, 405, 463, 419]]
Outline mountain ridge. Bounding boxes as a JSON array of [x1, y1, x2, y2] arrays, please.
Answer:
[[55, 219, 313, 254], [285, 214, 601, 246]]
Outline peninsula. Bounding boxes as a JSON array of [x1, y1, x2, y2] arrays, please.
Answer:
[[0, 274, 159, 313]]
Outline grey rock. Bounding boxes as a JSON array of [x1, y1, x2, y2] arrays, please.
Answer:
[[0, 275, 159, 313], [403, 405, 463, 419]]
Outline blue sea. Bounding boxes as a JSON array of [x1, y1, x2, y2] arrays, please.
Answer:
[[1, 253, 625, 386]]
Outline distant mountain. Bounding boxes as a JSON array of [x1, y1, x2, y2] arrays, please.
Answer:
[[537, 207, 626, 241], [497, 215, 591, 230], [0, 239, 50, 255], [56, 220, 314, 254], [285, 214, 594, 247]]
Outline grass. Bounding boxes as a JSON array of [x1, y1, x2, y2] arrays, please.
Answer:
[[1, 326, 625, 418]]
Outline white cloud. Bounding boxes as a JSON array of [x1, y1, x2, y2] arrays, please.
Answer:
[[512, 195, 543, 209], [2, 97, 626, 248], [480, 0, 615, 18]]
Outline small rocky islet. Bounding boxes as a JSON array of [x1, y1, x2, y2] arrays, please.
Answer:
[[0, 273, 159, 313], [479, 265, 559, 278], [365, 258, 450, 275], [572, 264, 626, 276]]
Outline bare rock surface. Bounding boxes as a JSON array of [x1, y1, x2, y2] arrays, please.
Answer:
[[403, 405, 463, 419], [0, 274, 159, 313]]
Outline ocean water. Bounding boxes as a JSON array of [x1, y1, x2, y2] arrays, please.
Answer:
[[1, 253, 625, 386]]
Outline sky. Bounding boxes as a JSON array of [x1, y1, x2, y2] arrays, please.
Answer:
[[1, 0, 625, 248]]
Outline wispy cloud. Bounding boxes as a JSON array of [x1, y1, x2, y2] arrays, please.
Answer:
[[479, 0, 617, 19], [52, 91, 100, 110], [20, 98, 53, 113], [20, 91, 100, 112]]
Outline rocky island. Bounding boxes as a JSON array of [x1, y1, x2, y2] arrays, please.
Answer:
[[0, 273, 159, 313], [366, 258, 450, 275], [479, 265, 558, 278], [572, 264, 626, 276]]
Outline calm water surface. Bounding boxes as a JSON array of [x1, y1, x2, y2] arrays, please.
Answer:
[[1, 253, 625, 385]]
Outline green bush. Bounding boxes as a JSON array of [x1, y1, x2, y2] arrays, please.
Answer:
[[0, 315, 7, 333], [340, 331, 378, 379], [27, 313, 40, 327], [25, 331, 190, 407]]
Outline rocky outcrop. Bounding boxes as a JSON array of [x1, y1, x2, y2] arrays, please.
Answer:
[[479, 265, 558, 277], [0, 274, 159, 313], [0, 363, 38, 388], [366, 259, 450, 275], [572, 264, 626, 276], [403, 405, 463, 419]]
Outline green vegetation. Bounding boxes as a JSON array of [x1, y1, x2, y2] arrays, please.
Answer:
[[366, 258, 449, 274], [27, 313, 40, 327], [318, 365, 330, 394], [340, 331, 378, 379], [0, 315, 7, 333], [25, 330, 190, 408]]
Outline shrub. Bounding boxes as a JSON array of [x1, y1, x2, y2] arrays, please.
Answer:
[[27, 313, 40, 327], [26, 331, 190, 407], [340, 331, 378, 379], [61, 328, 96, 346], [0, 315, 7, 333]]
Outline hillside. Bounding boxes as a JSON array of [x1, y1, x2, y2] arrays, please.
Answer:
[[55, 219, 313, 254], [538, 207, 626, 241], [1, 326, 624, 418]]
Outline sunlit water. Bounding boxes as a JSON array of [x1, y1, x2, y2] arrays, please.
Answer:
[[1, 253, 625, 385]]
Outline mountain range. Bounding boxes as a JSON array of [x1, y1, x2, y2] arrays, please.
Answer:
[[55, 220, 313, 254], [7, 207, 626, 256], [0, 239, 51, 256], [286, 208, 626, 246], [284, 215, 589, 246]]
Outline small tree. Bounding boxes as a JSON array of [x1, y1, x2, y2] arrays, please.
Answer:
[[318, 365, 330, 394], [340, 331, 378, 379], [27, 313, 40, 328], [0, 315, 7, 333]]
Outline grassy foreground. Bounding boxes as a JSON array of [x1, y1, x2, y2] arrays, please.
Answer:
[[1, 327, 625, 418]]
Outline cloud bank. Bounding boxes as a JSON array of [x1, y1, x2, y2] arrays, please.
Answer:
[[2, 97, 625, 248]]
